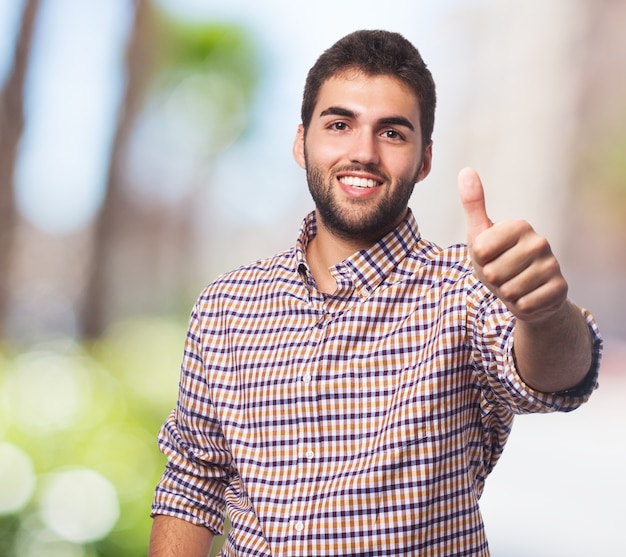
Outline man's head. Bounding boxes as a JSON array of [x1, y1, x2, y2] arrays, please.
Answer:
[[300, 30, 436, 148], [293, 30, 435, 245]]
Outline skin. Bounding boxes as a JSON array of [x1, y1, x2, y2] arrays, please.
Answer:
[[149, 70, 594, 555], [148, 515, 213, 557]]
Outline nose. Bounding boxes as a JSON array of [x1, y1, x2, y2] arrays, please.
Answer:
[[348, 130, 380, 166]]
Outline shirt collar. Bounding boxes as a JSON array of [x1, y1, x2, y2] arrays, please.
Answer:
[[295, 209, 421, 298]]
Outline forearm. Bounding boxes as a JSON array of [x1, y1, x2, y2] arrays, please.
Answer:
[[149, 515, 214, 557], [513, 300, 593, 393]]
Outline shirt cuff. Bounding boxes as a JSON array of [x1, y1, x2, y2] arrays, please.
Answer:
[[151, 464, 227, 535], [504, 306, 602, 411]]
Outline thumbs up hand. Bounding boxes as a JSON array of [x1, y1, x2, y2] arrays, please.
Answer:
[[458, 168, 568, 324]]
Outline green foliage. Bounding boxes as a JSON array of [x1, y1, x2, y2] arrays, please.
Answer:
[[152, 8, 260, 105], [0, 317, 191, 557], [0, 515, 20, 557], [135, 8, 262, 162]]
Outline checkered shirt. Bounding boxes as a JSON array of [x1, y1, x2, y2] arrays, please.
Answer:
[[152, 209, 601, 556]]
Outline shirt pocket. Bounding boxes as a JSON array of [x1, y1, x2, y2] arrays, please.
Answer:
[[357, 361, 451, 455]]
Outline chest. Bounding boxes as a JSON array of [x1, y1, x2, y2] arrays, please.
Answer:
[[205, 279, 476, 458]]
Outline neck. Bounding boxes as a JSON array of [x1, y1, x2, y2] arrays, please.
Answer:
[[306, 212, 379, 294]]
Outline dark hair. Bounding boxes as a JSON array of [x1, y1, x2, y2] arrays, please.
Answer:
[[301, 30, 436, 146]]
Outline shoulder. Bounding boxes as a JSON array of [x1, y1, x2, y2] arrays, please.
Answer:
[[405, 239, 474, 281], [400, 238, 500, 313], [196, 248, 299, 304]]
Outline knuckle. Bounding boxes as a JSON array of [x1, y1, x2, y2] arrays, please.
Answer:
[[514, 219, 533, 234], [545, 257, 562, 276], [471, 239, 491, 266], [527, 233, 551, 256], [498, 282, 516, 301], [515, 296, 533, 315], [481, 264, 499, 285]]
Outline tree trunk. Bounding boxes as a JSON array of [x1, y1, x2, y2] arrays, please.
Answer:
[[0, 0, 41, 335], [79, 0, 153, 339]]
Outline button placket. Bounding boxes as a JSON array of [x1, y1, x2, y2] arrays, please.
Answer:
[[291, 314, 323, 545]]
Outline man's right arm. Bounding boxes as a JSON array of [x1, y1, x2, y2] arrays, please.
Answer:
[[148, 515, 214, 557]]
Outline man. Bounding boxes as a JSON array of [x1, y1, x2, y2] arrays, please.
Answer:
[[149, 30, 602, 556]]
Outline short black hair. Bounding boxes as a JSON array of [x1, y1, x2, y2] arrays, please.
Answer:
[[300, 30, 436, 146]]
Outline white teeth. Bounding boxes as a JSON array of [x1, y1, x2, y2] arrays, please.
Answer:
[[340, 176, 379, 188]]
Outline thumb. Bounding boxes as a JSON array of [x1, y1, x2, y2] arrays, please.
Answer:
[[458, 167, 492, 246]]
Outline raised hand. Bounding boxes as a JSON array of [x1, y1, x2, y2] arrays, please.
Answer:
[[458, 167, 568, 324]]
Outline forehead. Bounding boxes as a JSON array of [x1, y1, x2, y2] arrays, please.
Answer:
[[314, 71, 421, 123]]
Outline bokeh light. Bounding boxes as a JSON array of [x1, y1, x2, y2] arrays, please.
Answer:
[[0, 348, 119, 434], [81, 424, 157, 502], [3, 351, 82, 431], [39, 468, 120, 543], [98, 317, 185, 409], [14, 511, 89, 557], [0, 320, 177, 556], [0, 443, 36, 514], [22, 540, 85, 557]]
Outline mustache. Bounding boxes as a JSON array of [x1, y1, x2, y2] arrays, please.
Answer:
[[331, 164, 389, 182]]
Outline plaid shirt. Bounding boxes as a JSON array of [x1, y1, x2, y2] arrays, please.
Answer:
[[152, 210, 601, 556]]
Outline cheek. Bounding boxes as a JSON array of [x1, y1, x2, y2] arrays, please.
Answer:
[[387, 153, 421, 182], [306, 131, 348, 161], [307, 144, 343, 173], [401, 148, 425, 182]]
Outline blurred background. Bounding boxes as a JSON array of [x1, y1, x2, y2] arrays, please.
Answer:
[[0, 0, 624, 555]]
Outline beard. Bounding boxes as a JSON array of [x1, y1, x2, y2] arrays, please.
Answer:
[[305, 153, 422, 244]]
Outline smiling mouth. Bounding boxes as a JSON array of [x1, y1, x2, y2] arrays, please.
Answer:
[[338, 176, 381, 189]]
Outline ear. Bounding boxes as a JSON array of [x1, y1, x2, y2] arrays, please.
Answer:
[[292, 124, 306, 169], [416, 141, 433, 183]]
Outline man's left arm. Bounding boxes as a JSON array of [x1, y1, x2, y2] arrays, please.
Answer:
[[459, 167, 595, 393]]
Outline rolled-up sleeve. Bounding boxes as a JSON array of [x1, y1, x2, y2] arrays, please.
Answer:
[[151, 302, 233, 534], [468, 280, 602, 415], [500, 306, 602, 413]]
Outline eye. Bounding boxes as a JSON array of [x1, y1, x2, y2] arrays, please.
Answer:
[[329, 121, 349, 131], [381, 129, 404, 140]]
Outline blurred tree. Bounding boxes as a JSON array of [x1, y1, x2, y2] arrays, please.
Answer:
[[80, 0, 154, 339], [79, 1, 260, 338], [0, 0, 41, 335]]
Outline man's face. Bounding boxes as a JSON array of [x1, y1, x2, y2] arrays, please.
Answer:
[[293, 71, 432, 243]]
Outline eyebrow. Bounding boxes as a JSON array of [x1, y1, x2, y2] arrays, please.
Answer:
[[319, 106, 356, 119], [319, 106, 415, 132]]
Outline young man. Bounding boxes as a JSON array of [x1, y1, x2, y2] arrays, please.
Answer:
[[149, 30, 602, 556]]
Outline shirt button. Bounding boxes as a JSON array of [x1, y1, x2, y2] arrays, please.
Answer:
[[305, 450, 315, 460], [302, 373, 312, 384], [294, 521, 304, 532]]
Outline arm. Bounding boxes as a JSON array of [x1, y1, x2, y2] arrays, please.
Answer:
[[150, 303, 231, 555], [512, 299, 592, 392], [149, 515, 214, 557], [459, 168, 594, 392]]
